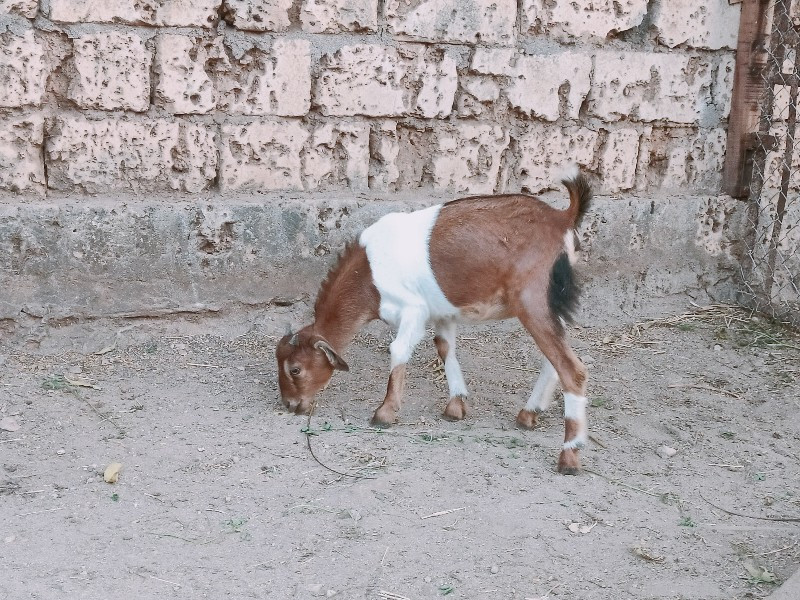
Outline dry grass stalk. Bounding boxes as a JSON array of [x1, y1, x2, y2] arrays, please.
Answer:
[[420, 507, 466, 520], [378, 591, 411, 600]]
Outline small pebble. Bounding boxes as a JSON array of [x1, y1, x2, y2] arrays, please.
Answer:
[[306, 583, 324, 596], [198, 447, 205, 453], [713, 344, 722, 352], [424, 576, 432, 583], [656, 445, 677, 459], [56, 449, 65, 455], [581, 354, 595, 364], [490, 565, 499, 574]]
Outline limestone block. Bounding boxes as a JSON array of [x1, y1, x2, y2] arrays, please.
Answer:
[[713, 53, 735, 118], [636, 127, 726, 191], [316, 45, 406, 117], [155, 37, 311, 117], [431, 124, 509, 194], [0, 0, 37, 18], [172, 124, 219, 192], [154, 34, 218, 115], [369, 121, 400, 191], [46, 116, 217, 193], [386, 0, 516, 45], [315, 44, 457, 118], [471, 49, 592, 121], [220, 120, 308, 191], [301, 0, 378, 32], [48, 0, 220, 26], [590, 52, 713, 124], [305, 122, 370, 190], [600, 128, 642, 193], [415, 49, 458, 118], [68, 32, 151, 112], [522, 0, 647, 40], [515, 125, 599, 194], [461, 76, 500, 103], [222, 0, 293, 31], [0, 114, 44, 193], [652, 0, 740, 50], [217, 39, 312, 116], [0, 30, 47, 108]]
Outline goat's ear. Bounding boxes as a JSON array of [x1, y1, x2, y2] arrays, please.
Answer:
[[288, 333, 299, 346], [314, 340, 349, 372]]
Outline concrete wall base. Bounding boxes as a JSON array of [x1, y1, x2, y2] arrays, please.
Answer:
[[0, 192, 749, 329]]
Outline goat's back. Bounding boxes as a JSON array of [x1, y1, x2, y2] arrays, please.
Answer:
[[429, 194, 573, 314]]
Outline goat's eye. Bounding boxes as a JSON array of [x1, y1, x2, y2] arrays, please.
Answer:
[[290, 367, 301, 376]]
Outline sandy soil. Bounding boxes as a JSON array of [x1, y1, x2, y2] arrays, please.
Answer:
[[1, 303, 799, 600]]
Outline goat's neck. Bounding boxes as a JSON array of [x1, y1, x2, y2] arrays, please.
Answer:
[[313, 295, 377, 352], [310, 243, 380, 352]]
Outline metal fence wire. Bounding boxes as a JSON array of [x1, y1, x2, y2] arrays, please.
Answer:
[[743, 0, 800, 327]]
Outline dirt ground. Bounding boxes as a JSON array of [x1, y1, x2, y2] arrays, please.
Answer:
[[1, 302, 799, 600]]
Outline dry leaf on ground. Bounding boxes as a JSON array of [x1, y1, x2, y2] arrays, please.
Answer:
[[743, 560, 777, 583], [566, 520, 597, 534], [64, 376, 101, 390], [632, 546, 665, 563], [103, 462, 123, 484]]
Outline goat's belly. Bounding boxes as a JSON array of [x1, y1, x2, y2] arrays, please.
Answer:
[[456, 300, 511, 323]]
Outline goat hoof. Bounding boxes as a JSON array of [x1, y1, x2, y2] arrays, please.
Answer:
[[442, 396, 467, 421], [370, 408, 396, 428], [515, 409, 539, 430], [557, 449, 581, 475]]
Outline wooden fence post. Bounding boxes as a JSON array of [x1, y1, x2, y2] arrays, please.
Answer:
[[722, 0, 772, 198]]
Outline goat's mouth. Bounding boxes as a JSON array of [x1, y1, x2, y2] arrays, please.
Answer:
[[281, 396, 314, 415]]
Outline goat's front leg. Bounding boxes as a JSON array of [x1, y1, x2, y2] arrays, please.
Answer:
[[371, 307, 427, 427], [434, 320, 469, 421], [516, 358, 558, 429]]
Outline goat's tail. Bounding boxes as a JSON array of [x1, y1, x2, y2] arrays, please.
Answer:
[[561, 168, 593, 227]]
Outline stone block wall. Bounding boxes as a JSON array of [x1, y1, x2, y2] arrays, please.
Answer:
[[0, 0, 741, 198]]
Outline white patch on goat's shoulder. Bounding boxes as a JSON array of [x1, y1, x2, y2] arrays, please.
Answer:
[[360, 205, 458, 328], [563, 230, 578, 265]]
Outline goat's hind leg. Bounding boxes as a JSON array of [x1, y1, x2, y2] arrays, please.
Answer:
[[516, 357, 558, 429], [517, 308, 588, 475], [434, 320, 468, 421], [371, 306, 427, 427]]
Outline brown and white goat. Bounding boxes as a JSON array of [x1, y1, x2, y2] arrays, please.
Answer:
[[276, 171, 593, 474]]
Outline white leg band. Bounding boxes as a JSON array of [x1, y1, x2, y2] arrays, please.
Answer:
[[524, 359, 559, 412], [563, 392, 588, 450]]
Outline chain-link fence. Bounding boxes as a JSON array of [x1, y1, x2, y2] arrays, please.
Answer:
[[740, 0, 800, 327]]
